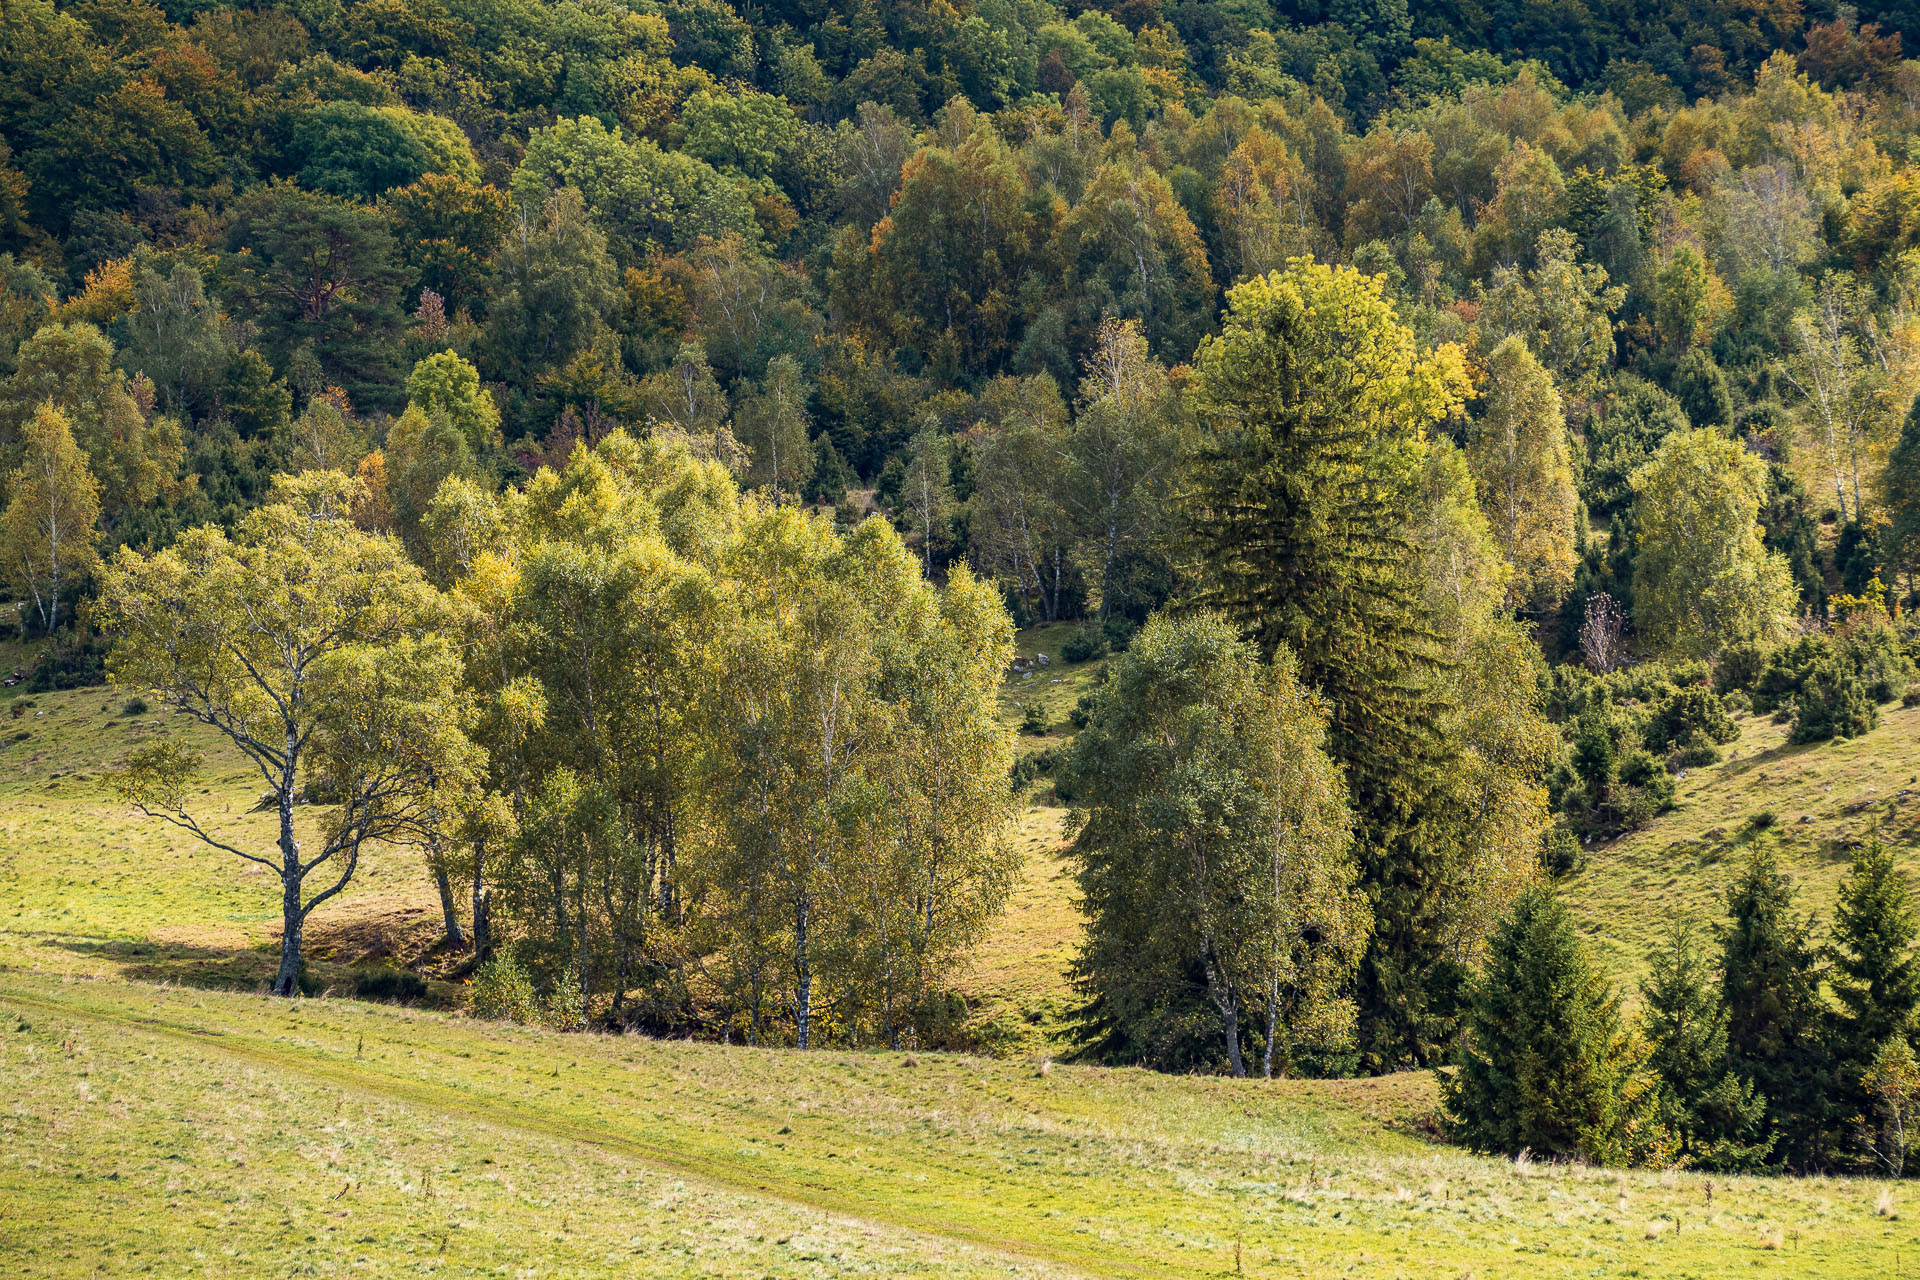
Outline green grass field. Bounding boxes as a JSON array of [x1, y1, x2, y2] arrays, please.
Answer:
[[7, 972, 1918, 1278], [7, 635, 1920, 1276]]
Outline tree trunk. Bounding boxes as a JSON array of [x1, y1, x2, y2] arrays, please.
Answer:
[[1263, 969, 1280, 1080], [274, 868, 303, 997], [271, 762, 302, 997], [471, 861, 492, 963], [1222, 991, 1245, 1078], [1201, 946, 1244, 1078], [794, 896, 812, 1049], [435, 865, 465, 948]]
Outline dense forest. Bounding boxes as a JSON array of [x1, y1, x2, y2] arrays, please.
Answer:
[[6, 0, 1920, 1173]]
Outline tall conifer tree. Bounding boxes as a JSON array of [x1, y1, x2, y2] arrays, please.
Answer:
[[1181, 260, 1501, 1068], [1721, 847, 1835, 1169], [1443, 887, 1658, 1164], [1640, 920, 1771, 1170]]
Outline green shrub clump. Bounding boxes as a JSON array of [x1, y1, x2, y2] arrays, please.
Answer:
[[1791, 657, 1877, 744], [1061, 630, 1106, 663], [470, 953, 540, 1023]]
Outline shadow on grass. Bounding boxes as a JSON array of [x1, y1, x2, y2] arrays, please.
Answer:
[[36, 934, 461, 1006], [41, 933, 284, 992]]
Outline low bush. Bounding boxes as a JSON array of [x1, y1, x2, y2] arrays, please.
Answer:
[[1541, 819, 1584, 877], [1643, 686, 1739, 755], [470, 953, 540, 1023], [354, 966, 428, 1003], [1791, 657, 1877, 744], [1671, 729, 1722, 768], [1061, 630, 1106, 663], [1099, 615, 1137, 651]]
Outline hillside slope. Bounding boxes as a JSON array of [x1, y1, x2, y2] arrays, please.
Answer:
[[1566, 701, 1920, 984], [8, 640, 1920, 1274], [6, 972, 1917, 1279]]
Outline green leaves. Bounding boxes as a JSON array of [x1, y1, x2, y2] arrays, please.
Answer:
[[1068, 612, 1365, 1076], [1631, 427, 1796, 659], [112, 739, 204, 818]]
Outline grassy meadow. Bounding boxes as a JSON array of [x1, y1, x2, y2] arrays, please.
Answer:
[[7, 972, 1920, 1278], [7, 630, 1920, 1276]]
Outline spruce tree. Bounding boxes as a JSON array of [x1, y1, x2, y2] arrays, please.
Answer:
[[1721, 846, 1835, 1170], [1640, 920, 1772, 1171], [1830, 838, 1920, 1158], [1181, 261, 1483, 1069], [1443, 887, 1656, 1164]]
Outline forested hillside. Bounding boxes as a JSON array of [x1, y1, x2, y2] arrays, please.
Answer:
[[7, 0, 1920, 1188]]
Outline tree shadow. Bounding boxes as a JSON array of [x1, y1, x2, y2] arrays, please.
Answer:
[[40, 934, 284, 992], [36, 933, 460, 1006]]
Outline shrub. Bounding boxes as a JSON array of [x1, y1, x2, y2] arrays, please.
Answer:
[[546, 965, 587, 1031], [1904, 686, 1920, 709], [1019, 701, 1049, 735], [1751, 635, 1830, 713], [1100, 615, 1137, 651], [1643, 686, 1739, 755], [1672, 728, 1722, 768], [470, 953, 539, 1022], [26, 634, 108, 691], [1061, 629, 1106, 663], [1842, 622, 1916, 703], [1617, 748, 1676, 824], [120, 697, 149, 716], [1791, 657, 1877, 744], [1010, 748, 1057, 791], [1541, 819, 1584, 877], [1714, 641, 1771, 694], [354, 966, 428, 1003]]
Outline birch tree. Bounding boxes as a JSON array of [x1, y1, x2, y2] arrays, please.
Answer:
[[1068, 612, 1367, 1077], [0, 405, 99, 635], [99, 471, 477, 996], [1468, 337, 1577, 606]]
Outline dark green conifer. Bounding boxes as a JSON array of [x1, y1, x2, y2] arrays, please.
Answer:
[[1830, 837, 1920, 1158], [1721, 846, 1835, 1169], [1444, 887, 1657, 1164], [1882, 397, 1920, 605], [1640, 920, 1771, 1171]]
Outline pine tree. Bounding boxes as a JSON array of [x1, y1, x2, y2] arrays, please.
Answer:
[[803, 435, 855, 507], [1443, 886, 1660, 1164], [1721, 846, 1835, 1170], [1830, 838, 1920, 1163], [1639, 920, 1772, 1171]]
